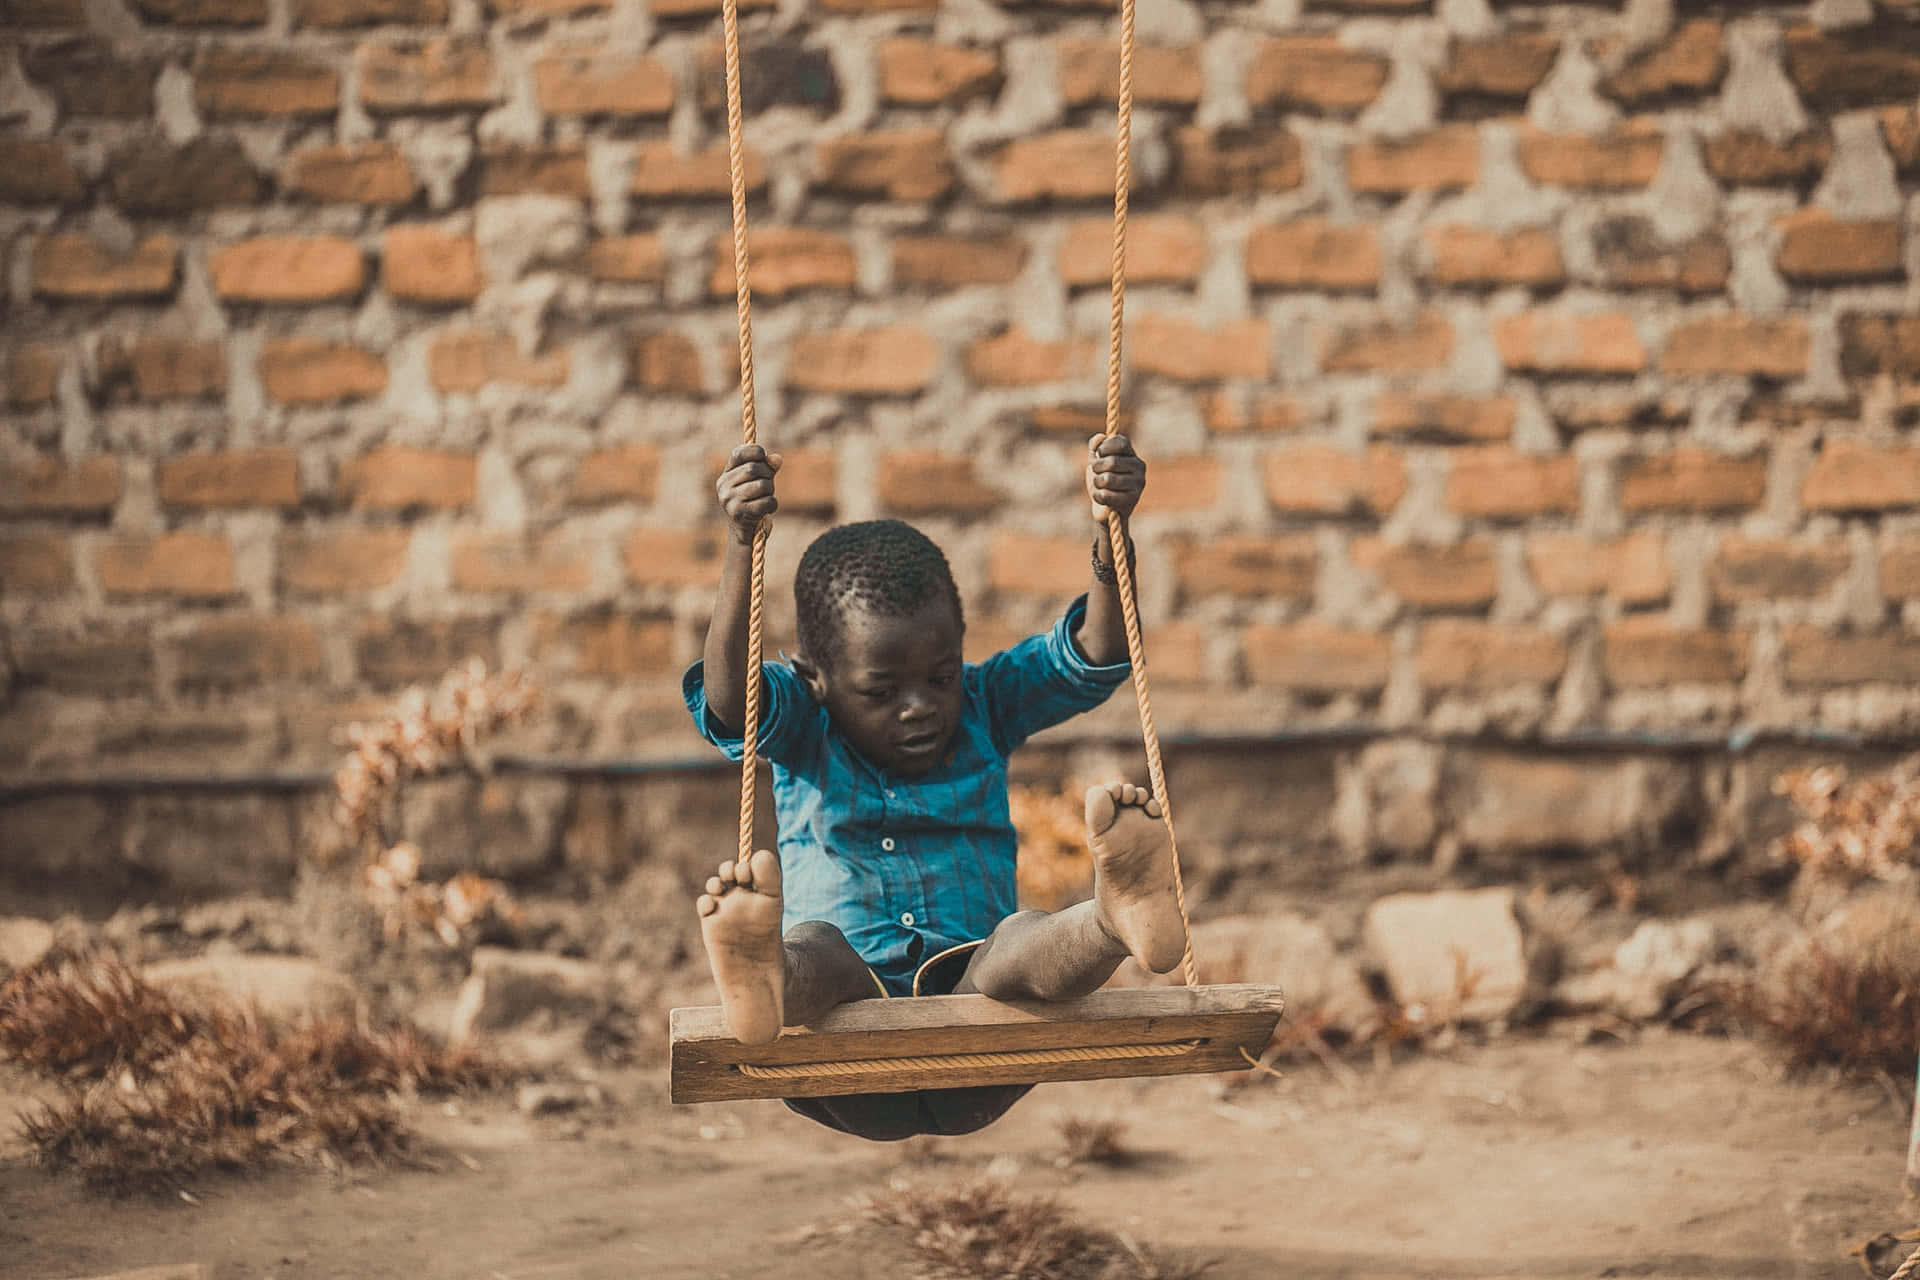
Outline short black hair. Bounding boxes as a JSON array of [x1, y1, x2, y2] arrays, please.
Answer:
[[794, 519, 963, 668]]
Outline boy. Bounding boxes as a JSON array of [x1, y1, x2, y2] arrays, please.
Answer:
[[682, 435, 1186, 1139]]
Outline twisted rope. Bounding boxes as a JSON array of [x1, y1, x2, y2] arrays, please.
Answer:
[[737, 1038, 1202, 1082], [1890, 1243, 1920, 1280], [719, 0, 767, 867], [1102, 0, 1198, 990]]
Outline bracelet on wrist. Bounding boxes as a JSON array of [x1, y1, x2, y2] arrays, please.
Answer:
[[1090, 532, 1136, 585]]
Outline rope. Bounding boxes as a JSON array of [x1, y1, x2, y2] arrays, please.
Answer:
[[718, 0, 767, 867], [1101, 0, 1199, 990], [1890, 1243, 1920, 1280], [737, 1039, 1203, 1082]]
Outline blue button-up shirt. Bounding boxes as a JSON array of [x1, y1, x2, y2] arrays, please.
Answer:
[[683, 595, 1130, 992]]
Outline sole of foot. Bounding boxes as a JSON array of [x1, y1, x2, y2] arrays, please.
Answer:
[[1085, 782, 1186, 975], [696, 848, 786, 1045]]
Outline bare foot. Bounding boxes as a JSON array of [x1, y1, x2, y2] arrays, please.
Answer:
[[1085, 782, 1186, 975], [696, 848, 785, 1045]]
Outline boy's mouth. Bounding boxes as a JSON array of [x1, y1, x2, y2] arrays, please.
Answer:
[[895, 730, 947, 760]]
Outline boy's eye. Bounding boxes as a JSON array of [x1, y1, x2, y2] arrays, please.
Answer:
[[930, 671, 956, 687], [860, 688, 892, 702]]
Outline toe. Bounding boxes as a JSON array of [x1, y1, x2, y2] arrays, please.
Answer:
[[749, 847, 782, 895], [716, 860, 738, 885], [1144, 795, 1162, 819], [706, 875, 726, 897], [1085, 783, 1119, 835], [697, 894, 718, 917]]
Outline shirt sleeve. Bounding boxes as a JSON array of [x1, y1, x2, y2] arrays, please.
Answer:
[[972, 593, 1132, 757], [682, 659, 815, 765]]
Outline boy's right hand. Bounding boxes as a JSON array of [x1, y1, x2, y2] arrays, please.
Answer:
[[717, 443, 781, 544]]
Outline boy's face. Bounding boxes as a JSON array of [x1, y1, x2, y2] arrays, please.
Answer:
[[798, 595, 965, 778]]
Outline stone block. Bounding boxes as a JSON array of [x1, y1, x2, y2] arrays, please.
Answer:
[[142, 954, 363, 1023], [1120, 912, 1377, 1040], [1446, 753, 1697, 860], [122, 793, 300, 898], [1334, 740, 1441, 860], [400, 775, 568, 882], [450, 945, 614, 1043], [1363, 888, 1528, 1023]]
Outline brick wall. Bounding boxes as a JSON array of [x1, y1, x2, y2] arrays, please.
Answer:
[[3, 0, 1920, 791]]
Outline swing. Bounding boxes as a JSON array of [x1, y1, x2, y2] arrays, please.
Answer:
[[668, 0, 1285, 1107]]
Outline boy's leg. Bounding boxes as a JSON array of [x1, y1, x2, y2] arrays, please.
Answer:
[[697, 850, 874, 1042], [960, 781, 1187, 1002]]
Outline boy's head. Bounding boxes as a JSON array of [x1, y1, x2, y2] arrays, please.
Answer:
[[791, 520, 965, 777]]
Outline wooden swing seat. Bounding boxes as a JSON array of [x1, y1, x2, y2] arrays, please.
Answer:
[[669, 983, 1285, 1103]]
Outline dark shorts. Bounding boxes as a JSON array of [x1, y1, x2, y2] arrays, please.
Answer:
[[782, 940, 1034, 1142]]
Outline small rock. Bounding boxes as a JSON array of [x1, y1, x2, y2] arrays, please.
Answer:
[[1556, 917, 1719, 1020], [450, 946, 614, 1046], [515, 1081, 600, 1115], [141, 954, 363, 1024], [1118, 913, 1378, 1040], [1363, 888, 1529, 1023], [0, 916, 56, 974]]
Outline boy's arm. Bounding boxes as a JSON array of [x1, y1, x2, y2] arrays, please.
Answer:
[[702, 443, 781, 735], [1076, 433, 1146, 667]]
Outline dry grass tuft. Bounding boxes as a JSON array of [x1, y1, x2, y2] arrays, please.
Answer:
[[856, 1177, 1211, 1280], [1, 953, 510, 1194], [1054, 1113, 1133, 1168]]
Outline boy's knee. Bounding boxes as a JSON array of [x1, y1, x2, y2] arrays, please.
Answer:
[[785, 919, 852, 950]]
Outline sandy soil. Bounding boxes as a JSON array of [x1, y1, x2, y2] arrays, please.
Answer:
[[3, 1027, 1914, 1280]]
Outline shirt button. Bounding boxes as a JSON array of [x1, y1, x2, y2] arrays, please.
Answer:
[[885, 789, 895, 798], [881, 837, 896, 851], [901, 912, 915, 926]]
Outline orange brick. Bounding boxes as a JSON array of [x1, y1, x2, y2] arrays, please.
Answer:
[[1517, 123, 1664, 188], [1347, 127, 1478, 194], [648, 0, 773, 15], [878, 450, 1003, 515], [357, 39, 496, 113], [1526, 533, 1669, 604], [1783, 27, 1920, 110], [1150, 456, 1224, 511], [1059, 215, 1204, 287], [1243, 623, 1392, 693], [1173, 535, 1315, 599], [1171, 126, 1304, 194], [283, 141, 418, 204], [1494, 312, 1646, 375], [108, 137, 265, 215], [480, 144, 591, 198], [7, 345, 63, 406], [260, 339, 387, 406], [1353, 537, 1498, 609], [382, 226, 482, 304], [1246, 36, 1389, 112], [1592, 217, 1730, 293], [1663, 314, 1810, 379], [786, 327, 937, 395], [159, 448, 299, 509], [1140, 621, 1207, 685], [1702, 130, 1831, 185], [1203, 390, 1308, 434], [12, 626, 153, 694], [992, 129, 1118, 202], [428, 331, 568, 392], [1604, 619, 1747, 687], [1781, 626, 1920, 688], [32, 234, 179, 301], [1880, 537, 1920, 598], [0, 534, 73, 593], [1803, 439, 1920, 513], [295, 0, 444, 23], [0, 456, 119, 515], [1599, 20, 1725, 103], [1445, 448, 1578, 520], [894, 235, 1026, 289], [451, 532, 592, 594], [130, 0, 266, 23], [700, 447, 836, 515], [97, 532, 235, 598], [1318, 312, 1453, 374], [1372, 393, 1514, 443], [1027, 405, 1136, 436], [172, 616, 322, 686], [1885, 104, 1920, 172], [629, 332, 704, 395], [1417, 619, 1565, 689], [355, 616, 496, 687], [817, 129, 953, 201], [879, 38, 999, 105], [622, 527, 727, 587], [1246, 220, 1380, 291], [966, 329, 1095, 386], [533, 51, 673, 116], [1424, 225, 1565, 289], [587, 233, 665, 283], [278, 528, 410, 594], [820, 0, 933, 10], [988, 532, 1088, 597], [195, 49, 338, 118], [1129, 315, 1269, 381], [109, 336, 225, 402], [1264, 444, 1406, 516], [632, 141, 766, 199], [709, 228, 856, 298], [211, 235, 364, 303], [1621, 448, 1767, 514], [545, 612, 674, 677], [1840, 314, 1920, 378], [0, 137, 85, 205], [570, 444, 661, 505], [1057, 39, 1201, 108], [1435, 31, 1560, 99], [19, 43, 150, 118], [1775, 210, 1904, 283], [337, 446, 475, 511], [1711, 537, 1847, 602]]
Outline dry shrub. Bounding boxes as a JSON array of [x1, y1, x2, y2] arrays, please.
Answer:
[[1774, 761, 1920, 887], [857, 1178, 1210, 1280], [1, 953, 509, 1194], [1013, 784, 1092, 912], [1055, 1113, 1132, 1168]]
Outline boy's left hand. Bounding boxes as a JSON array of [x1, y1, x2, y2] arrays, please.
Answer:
[[1086, 433, 1146, 524]]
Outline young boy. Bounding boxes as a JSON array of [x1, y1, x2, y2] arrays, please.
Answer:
[[681, 435, 1186, 1139]]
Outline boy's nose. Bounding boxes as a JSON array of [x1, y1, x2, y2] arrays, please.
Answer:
[[898, 691, 935, 720]]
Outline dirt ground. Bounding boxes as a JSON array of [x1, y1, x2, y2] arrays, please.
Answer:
[[3, 1025, 1915, 1280]]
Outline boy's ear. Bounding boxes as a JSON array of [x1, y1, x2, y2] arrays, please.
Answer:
[[789, 651, 828, 702]]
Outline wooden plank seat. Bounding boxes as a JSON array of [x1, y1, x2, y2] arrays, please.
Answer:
[[670, 983, 1285, 1103]]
